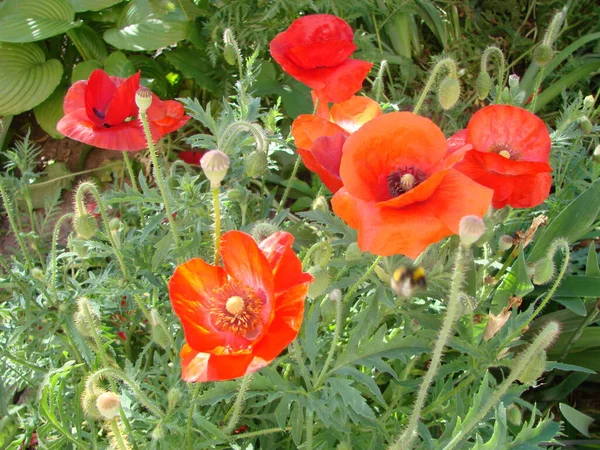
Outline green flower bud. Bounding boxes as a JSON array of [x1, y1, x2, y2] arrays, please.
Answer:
[[593, 145, 600, 163], [135, 87, 153, 113], [109, 217, 120, 232], [508, 74, 520, 90], [73, 213, 97, 240], [506, 404, 522, 426], [308, 267, 330, 298], [459, 215, 485, 246], [226, 187, 244, 202], [224, 44, 237, 66], [167, 388, 182, 409], [81, 385, 105, 420], [438, 76, 461, 110], [31, 267, 45, 281], [150, 309, 170, 349], [583, 95, 595, 109], [579, 116, 593, 135], [201, 150, 230, 189], [74, 297, 99, 338], [251, 221, 279, 243], [344, 242, 362, 261], [517, 349, 546, 385], [533, 44, 554, 66], [532, 256, 555, 285], [244, 150, 268, 178], [476, 71, 491, 100]]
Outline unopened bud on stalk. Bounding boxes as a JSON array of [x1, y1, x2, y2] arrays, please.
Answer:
[[508, 74, 520, 90], [201, 150, 230, 189], [579, 116, 593, 135], [245, 150, 268, 178], [476, 71, 491, 100], [150, 309, 170, 349], [251, 221, 278, 243], [74, 297, 99, 338], [517, 350, 547, 385], [109, 217, 120, 232], [135, 87, 153, 113], [506, 404, 523, 426], [532, 255, 556, 285], [96, 392, 121, 420], [498, 235, 514, 252], [583, 95, 595, 109], [533, 44, 554, 66], [329, 289, 342, 302], [167, 388, 182, 409], [438, 76, 461, 110], [345, 242, 362, 261], [308, 267, 330, 298], [223, 28, 239, 66], [593, 145, 600, 163], [73, 213, 97, 240], [459, 215, 486, 246], [31, 267, 45, 281]]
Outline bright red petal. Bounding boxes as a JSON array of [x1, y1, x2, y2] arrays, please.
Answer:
[[180, 345, 260, 382], [105, 72, 141, 126], [85, 69, 117, 127], [298, 147, 344, 193], [447, 129, 467, 154], [152, 100, 190, 135], [63, 80, 86, 114], [311, 59, 373, 103], [303, 132, 346, 192], [179, 150, 205, 165], [288, 40, 356, 69]]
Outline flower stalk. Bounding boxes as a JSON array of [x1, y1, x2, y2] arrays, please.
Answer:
[[223, 374, 253, 434], [122, 152, 146, 227], [50, 213, 73, 304], [0, 180, 33, 268], [413, 58, 458, 115]]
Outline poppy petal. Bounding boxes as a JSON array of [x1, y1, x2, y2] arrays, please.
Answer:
[[288, 40, 357, 69], [311, 59, 373, 104], [152, 100, 190, 135], [181, 345, 259, 382], [179, 150, 205, 165], [291, 115, 346, 150], [63, 80, 86, 114], [85, 69, 117, 127], [339, 112, 447, 203], [311, 90, 331, 119], [466, 105, 551, 162], [330, 187, 362, 229], [330, 96, 382, 133], [298, 147, 344, 193], [446, 129, 467, 154], [105, 72, 141, 126]]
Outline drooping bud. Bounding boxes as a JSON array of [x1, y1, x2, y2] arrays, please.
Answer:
[[250, 221, 278, 243], [96, 392, 121, 420], [498, 235, 514, 252], [74, 297, 99, 338], [135, 87, 153, 113], [344, 242, 362, 261], [579, 116, 593, 135], [532, 255, 556, 285], [73, 213, 97, 240], [201, 150, 230, 189], [307, 267, 330, 298], [245, 150, 268, 178], [506, 404, 523, 426], [533, 44, 554, 66], [459, 215, 486, 246], [438, 76, 461, 110], [476, 71, 491, 100], [517, 350, 547, 385], [81, 384, 105, 419]]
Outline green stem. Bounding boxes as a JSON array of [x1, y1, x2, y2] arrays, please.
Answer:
[[290, 342, 313, 390], [305, 409, 314, 450], [109, 419, 128, 450], [186, 384, 201, 450], [0, 180, 33, 268], [413, 58, 457, 115], [529, 67, 544, 113], [223, 374, 253, 434], [558, 307, 599, 361], [277, 155, 301, 214], [122, 152, 146, 228], [380, 357, 419, 423], [392, 244, 467, 450], [75, 182, 129, 279], [139, 110, 180, 246], [480, 46, 506, 102], [302, 240, 332, 269], [50, 213, 73, 304], [212, 187, 221, 266], [231, 427, 290, 441]]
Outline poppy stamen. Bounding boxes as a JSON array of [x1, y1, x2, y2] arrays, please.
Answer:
[[489, 142, 517, 159], [388, 166, 426, 197], [209, 281, 263, 336]]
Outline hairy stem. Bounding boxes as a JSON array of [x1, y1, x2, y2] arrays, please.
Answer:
[[413, 58, 458, 115], [212, 187, 221, 266], [122, 152, 146, 227], [223, 374, 253, 434], [0, 180, 33, 267]]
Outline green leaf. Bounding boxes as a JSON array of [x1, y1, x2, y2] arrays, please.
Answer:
[[493, 246, 534, 307], [540, 372, 590, 401], [68, 24, 108, 63], [559, 403, 594, 437], [545, 361, 596, 374], [327, 378, 377, 423], [509, 415, 561, 449], [528, 179, 600, 263], [152, 233, 172, 270], [67, 0, 123, 12], [553, 297, 586, 316], [28, 162, 72, 209], [280, 78, 312, 119], [0, 0, 77, 43], [33, 86, 67, 139], [71, 60, 103, 83], [549, 276, 600, 298], [164, 47, 218, 92], [103, 0, 191, 51], [585, 243, 600, 277], [103, 51, 136, 78], [0, 43, 63, 116], [472, 404, 507, 449]]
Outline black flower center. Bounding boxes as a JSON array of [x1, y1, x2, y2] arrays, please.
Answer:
[[388, 166, 426, 197]]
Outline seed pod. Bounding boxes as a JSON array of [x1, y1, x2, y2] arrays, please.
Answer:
[[498, 235, 514, 252], [135, 87, 153, 112], [459, 215, 486, 246], [201, 150, 230, 189]]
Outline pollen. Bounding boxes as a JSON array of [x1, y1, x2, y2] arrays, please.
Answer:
[[209, 281, 263, 337]]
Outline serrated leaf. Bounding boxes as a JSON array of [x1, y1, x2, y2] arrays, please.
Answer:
[[559, 403, 593, 437], [67, 0, 123, 12], [0, 0, 77, 43], [103, 1, 191, 51], [493, 245, 533, 307], [34, 86, 67, 139], [335, 366, 386, 406], [327, 378, 377, 423], [509, 414, 561, 449], [68, 24, 108, 63], [103, 51, 136, 78], [528, 179, 600, 263], [164, 47, 218, 92], [0, 43, 63, 116], [472, 403, 507, 450], [152, 232, 173, 270], [71, 60, 103, 83]]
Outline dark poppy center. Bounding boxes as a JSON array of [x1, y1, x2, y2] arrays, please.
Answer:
[[93, 108, 105, 120], [488, 142, 517, 159], [208, 280, 263, 339], [388, 166, 426, 197]]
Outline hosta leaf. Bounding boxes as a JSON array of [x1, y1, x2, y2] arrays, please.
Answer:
[[67, 0, 123, 12], [71, 60, 103, 83], [34, 86, 67, 139], [164, 47, 218, 92], [68, 24, 108, 63], [103, 52, 136, 78], [0, 0, 77, 43], [0, 43, 63, 116], [103, 0, 191, 51]]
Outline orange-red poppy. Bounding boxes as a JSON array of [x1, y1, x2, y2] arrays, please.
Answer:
[[331, 112, 493, 259], [169, 231, 313, 382], [448, 105, 552, 209], [270, 14, 372, 103], [291, 96, 382, 193], [57, 69, 189, 151]]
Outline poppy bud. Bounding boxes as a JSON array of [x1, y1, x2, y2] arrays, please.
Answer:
[[96, 392, 121, 420], [459, 215, 485, 246], [152, 423, 165, 441], [508, 74, 520, 90], [506, 404, 522, 426], [476, 71, 491, 100], [498, 235, 514, 252], [337, 442, 352, 450], [81, 385, 105, 419], [533, 44, 553, 66], [312, 196, 329, 212], [135, 87, 153, 113], [251, 221, 278, 243], [583, 95, 595, 109], [244, 150, 268, 178], [150, 309, 170, 349], [532, 255, 555, 285], [438, 76, 461, 110], [201, 150, 230, 189], [308, 267, 330, 298], [31, 267, 45, 281], [344, 242, 362, 261], [74, 297, 100, 338], [579, 116, 593, 135], [329, 288, 342, 302], [109, 218, 120, 232], [226, 187, 245, 202], [167, 388, 182, 409], [517, 350, 546, 385], [223, 28, 239, 66], [73, 213, 97, 240], [593, 145, 600, 163]]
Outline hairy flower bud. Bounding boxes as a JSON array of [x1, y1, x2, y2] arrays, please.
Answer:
[[135, 87, 153, 112], [506, 404, 522, 426], [109, 217, 120, 232], [308, 267, 330, 298], [517, 350, 547, 385], [438, 76, 461, 110], [532, 256, 556, 285], [533, 44, 554, 66], [579, 116, 593, 135], [583, 95, 595, 109], [150, 309, 170, 349], [344, 242, 362, 261], [223, 28, 239, 66], [201, 150, 230, 189], [251, 221, 279, 243], [73, 213, 97, 240], [31, 267, 45, 281], [244, 150, 268, 178], [74, 297, 99, 338], [476, 71, 491, 100], [329, 288, 342, 302], [96, 392, 121, 420], [312, 196, 329, 212], [459, 215, 486, 246]]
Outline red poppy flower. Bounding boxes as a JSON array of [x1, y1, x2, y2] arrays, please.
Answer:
[[331, 112, 494, 259], [449, 105, 552, 209], [179, 150, 206, 165], [291, 96, 382, 193], [57, 69, 189, 151], [169, 230, 313, 382], [270, 14, 372, 103]]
